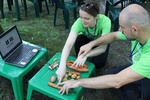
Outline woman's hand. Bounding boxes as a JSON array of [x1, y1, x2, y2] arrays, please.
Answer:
[[56, 65, 66, 84], [72, 55, 87, 68]]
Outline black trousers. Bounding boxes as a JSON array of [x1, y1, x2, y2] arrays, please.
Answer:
[[74, 35, 110, 68], [106, 64, 150, 100]]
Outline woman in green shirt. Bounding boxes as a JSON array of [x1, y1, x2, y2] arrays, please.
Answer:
[[56, 0, 111, 83]]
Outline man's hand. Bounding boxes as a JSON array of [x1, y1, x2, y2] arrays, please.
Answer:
[[58, 80, 80, 95], [72, 55, 87, 68], [78, 43, 93, 57]]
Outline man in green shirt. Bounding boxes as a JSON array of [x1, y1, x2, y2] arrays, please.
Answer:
[[58, 4, 150, 100]]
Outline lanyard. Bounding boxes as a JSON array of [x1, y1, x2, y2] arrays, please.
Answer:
[[86, 20, 97, 39], [129, 42, 143, 58]]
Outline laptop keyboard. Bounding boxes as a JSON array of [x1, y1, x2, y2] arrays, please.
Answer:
[[6, 45, 33, 63]]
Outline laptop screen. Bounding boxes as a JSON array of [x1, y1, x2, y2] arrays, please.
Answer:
[[0, 26, 22, 59]]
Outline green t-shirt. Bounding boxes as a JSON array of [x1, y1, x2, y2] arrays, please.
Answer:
[[118, 32, 150, 79], [71, 14, 111, 39]]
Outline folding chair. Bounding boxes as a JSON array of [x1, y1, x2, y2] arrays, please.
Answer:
[[54, 0, 78, 29], [105, 0, 130, 31]]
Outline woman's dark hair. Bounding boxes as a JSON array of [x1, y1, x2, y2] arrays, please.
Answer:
[[80, 0, 100, 17]]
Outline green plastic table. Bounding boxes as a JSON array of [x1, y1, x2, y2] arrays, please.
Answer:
[[0, 41, 49, 100], [26, 52, 95, 100]]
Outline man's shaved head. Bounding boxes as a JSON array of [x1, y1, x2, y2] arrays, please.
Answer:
[[120, 4, 150, 27]]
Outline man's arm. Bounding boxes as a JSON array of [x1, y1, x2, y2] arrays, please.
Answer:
[[91, 31, 120, 46], [59, 67, 144, 94], [86, 44, 107, 57], [78, 67, 144, 89], [78, 32, 120, 57]]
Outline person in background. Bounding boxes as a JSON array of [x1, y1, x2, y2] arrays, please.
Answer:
[[56, 0, 111, 83], [58, 4, 150, 100]]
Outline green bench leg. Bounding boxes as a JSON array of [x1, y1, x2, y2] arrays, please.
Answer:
[[11, 78, 23, 100], [26, 83, 33, 100]]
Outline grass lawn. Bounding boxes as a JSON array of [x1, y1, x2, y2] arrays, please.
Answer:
[[0, 1, 75, 58]]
